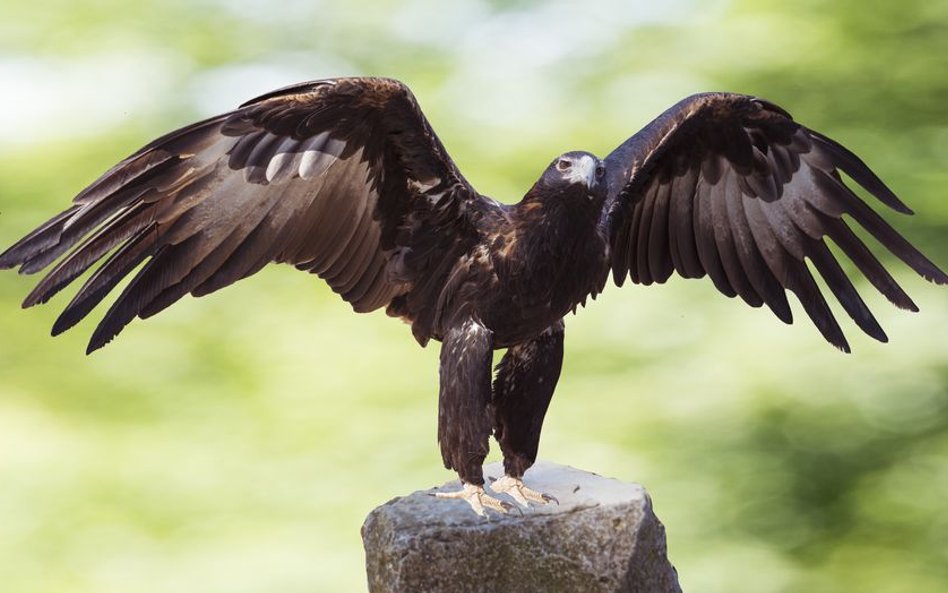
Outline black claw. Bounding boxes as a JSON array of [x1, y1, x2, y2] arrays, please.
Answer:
[[544, 493, 560, 505]]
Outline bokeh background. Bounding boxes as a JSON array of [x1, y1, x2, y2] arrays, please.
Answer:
[[1, 1, 947, 592]]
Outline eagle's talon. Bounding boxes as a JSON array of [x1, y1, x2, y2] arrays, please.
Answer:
[[435, 482, 510, 517], [492, 475, 557, 508]]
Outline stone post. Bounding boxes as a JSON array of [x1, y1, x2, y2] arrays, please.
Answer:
[[362, 461, 681, 593]]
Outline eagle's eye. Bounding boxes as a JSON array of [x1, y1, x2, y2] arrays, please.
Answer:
[[556, 158, 571, 171], [595, 165, 605, 178]]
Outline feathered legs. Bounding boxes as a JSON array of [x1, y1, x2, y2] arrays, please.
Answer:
[[491, 320, 564, 507], [434, 318, 511, 515]]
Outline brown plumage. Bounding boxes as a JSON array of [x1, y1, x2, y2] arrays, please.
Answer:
[[2, 78, 944, 510], [601, 93, 943, 351]]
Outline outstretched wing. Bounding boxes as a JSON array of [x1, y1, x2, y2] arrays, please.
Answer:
[[0, 77, 482, 352], [601, 93, 946, 352]]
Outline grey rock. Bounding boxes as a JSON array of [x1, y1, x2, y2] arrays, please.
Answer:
[[362, 461, 681, 593]]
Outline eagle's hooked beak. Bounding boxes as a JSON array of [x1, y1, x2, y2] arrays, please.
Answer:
[[566, 155, 600, 192]]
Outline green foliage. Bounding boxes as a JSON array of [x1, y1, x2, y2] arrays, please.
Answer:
[[0, 1, 945, 592]]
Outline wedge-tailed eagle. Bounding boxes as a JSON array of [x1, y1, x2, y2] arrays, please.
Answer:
[[2, 77, 945, 514]]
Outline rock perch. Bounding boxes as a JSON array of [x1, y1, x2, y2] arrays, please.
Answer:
[[361, 461, 681, 593]]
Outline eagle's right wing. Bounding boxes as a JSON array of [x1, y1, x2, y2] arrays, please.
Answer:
[[0, 77, 484, 352]]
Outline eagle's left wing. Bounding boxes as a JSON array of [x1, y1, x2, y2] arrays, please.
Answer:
[[600, 93, 946, 351]]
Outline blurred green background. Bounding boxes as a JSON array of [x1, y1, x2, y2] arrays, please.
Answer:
[[1, 1, 946, 592]]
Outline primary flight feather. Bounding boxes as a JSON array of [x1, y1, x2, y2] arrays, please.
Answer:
[[2, 77, 944, 514]]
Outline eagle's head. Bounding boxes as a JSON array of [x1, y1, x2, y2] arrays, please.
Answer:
[[537, 151, 606, 203]]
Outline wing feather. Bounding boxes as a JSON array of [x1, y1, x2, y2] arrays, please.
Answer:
[[730, 186, 792, 322], [634, 182, 658, 284], [23, 202, 153, 307], [693, 173, 736, 297], [51, 224, 158, 336], [347, 250, 388, 309], [670, 166, 702, 278], [647, 174, 674, 283], [711, 169, 764, 308], [805, 237, 886, 342]]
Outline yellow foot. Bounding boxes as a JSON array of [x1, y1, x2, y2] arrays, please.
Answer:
[[434, 482, 513, 517], [491, 475, 559, 509]]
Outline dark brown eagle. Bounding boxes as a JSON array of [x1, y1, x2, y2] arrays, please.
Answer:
[[2, 77, 945, 515]]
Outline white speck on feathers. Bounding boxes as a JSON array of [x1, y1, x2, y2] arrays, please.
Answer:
[[409, 177, 441, 193]]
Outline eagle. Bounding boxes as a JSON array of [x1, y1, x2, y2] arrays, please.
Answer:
[[2, 77, 945, 515]]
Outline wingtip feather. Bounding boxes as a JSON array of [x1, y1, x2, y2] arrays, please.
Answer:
[[85, 339, 106, 356], [22, 292, 44, 309], [50, 316, 73, 337], [810, 131, 914, 215], [51, 304, 87, 337], [926, 265, 948, 285], [86, 322, 119, 355]]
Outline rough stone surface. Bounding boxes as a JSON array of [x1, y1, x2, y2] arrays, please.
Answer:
[[361, 461, 681, 593]]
